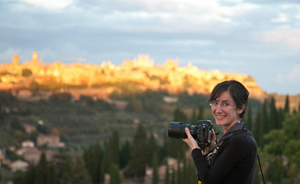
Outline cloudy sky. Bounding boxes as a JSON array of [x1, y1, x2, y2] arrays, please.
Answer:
[[1, 0, 300, 95]]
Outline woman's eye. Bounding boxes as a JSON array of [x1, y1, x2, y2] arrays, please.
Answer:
[[223, 103, 229, 106]]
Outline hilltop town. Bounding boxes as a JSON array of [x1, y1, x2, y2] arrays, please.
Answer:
[[0, 52, 267, 101]]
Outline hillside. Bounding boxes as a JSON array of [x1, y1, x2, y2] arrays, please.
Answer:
[[1, 52, 267, 100]]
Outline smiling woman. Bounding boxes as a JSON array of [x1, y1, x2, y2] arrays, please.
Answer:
[[183, 80, 258, 184]]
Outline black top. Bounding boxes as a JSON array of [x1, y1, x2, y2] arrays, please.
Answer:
[[191, 121, 257, 184]]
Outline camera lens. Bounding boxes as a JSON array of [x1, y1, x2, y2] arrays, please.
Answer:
[[168, 122, 197, 139]]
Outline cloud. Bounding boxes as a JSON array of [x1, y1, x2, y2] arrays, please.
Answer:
[[276, 64, 300, 85], [243, 0, 300, 5], [272, 13, 290, 22], [131, 39, 215, 47], [286, 64, 300, 83], [17, 0, 73, 9], [262, 28, 300, 49]]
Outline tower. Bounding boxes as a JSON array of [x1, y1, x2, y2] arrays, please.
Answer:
[[13, 54, 19, 65], [32, 51, 38, 64]]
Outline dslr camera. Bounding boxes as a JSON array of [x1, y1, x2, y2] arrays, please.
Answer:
[[168, 120, 213, 149]]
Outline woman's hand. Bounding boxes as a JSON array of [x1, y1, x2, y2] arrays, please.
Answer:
[[182, 127, 200, 150], [183, 128, 216, 155], [202, 129, 216, 155]]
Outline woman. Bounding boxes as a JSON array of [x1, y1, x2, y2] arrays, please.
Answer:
[[183, 80, 257, 184]]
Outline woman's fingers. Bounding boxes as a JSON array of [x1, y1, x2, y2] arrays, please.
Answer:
[[183, 127, 200, 149]]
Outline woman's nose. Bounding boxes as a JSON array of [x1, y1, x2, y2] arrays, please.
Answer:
[[215, 104, 223, 112]]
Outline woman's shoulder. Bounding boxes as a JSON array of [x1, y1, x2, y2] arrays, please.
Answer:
[[227, 130, 257, 148]]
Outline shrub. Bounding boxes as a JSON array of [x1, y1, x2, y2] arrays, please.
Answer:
[[22, 68, 32, 77]]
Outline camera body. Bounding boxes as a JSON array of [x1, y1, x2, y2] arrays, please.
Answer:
[[168, 120, 213, 149]]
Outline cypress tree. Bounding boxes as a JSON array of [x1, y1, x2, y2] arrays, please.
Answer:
[[191, 108, 197, 125], [60, 156, 72, 184], [152, 152, 159, 184], [160, 133, 168, 163], [35, 152, 48, 184], [196, 105, 204, 121], [83, 146, 93, 181], [277, 107, 285, 129], [110, 130, 120, 166], [246, 102, 253, 131], [269, 97, 279, 129], [262, 99, 269, 133], [101, 129, 120, 181], [176, 157, 182, 184], [109, 164, 122, 184], [46, 163, 56, 184], [124, 124, 149, 178], [182, 157, 188, 184], [168, 108, 187, 158], [293, 109, 297, 114], [93, 142, 103, 183], [284, 95, 290, 114], [148, 131, 158, 167], [119, 140, 131, 169], [71, 156, 92, 184], [171, 168, 176, 184], [185, 161, 196, 184], [254, 109, 263, 148], [24, 164, 36, 184], [164, 164, 170, 184]]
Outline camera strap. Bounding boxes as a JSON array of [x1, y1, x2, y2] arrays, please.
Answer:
[[257, 153, 266, 184]]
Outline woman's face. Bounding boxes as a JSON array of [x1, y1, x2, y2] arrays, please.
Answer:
[[210, 91, 244, 133]]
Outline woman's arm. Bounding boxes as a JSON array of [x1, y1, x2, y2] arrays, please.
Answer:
[[193, 136, 253, 184]]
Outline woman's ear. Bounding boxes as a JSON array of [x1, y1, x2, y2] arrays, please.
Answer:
[[238, 105, 246, 115]]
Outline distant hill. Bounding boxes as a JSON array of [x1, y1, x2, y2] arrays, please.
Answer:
[[1, 52, 299, 111]]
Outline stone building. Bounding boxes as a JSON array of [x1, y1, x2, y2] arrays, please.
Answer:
[[36, 135, 65, 148]]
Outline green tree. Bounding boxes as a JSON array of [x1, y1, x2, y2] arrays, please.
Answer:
[[47, 163, 56, 184], [71, 156, 92, 184], [22, 68, 32, 77], [101, 130, 120, 182], [148, 131, 159, 167], [196, 104, 204, 121], [83, 142, 103, 184], [152, 152, 159, 184], [262, 113, 300, 183], [35, 152, 48, 184], [124, 124, 149, 178], [176, 157, 182, 184], [60, 156, 73, 184], [190, 108, 197, 125], [262, 99, 269, 134], [10, 119, 25, 132], [284, 95, 290, 114], [246, 102, 253, 131], [103, 130, 119, 168], [168, 108, 187, 158], [119, 140, 131, 169], [269, 97, 279, 129], [0, 90, 14, 107], [164, 164, 170, 184], [253, 109, 263, 148], [24, 164, 36, 184], [109, 164, 122, 184], [171, 167, 176, 184]]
